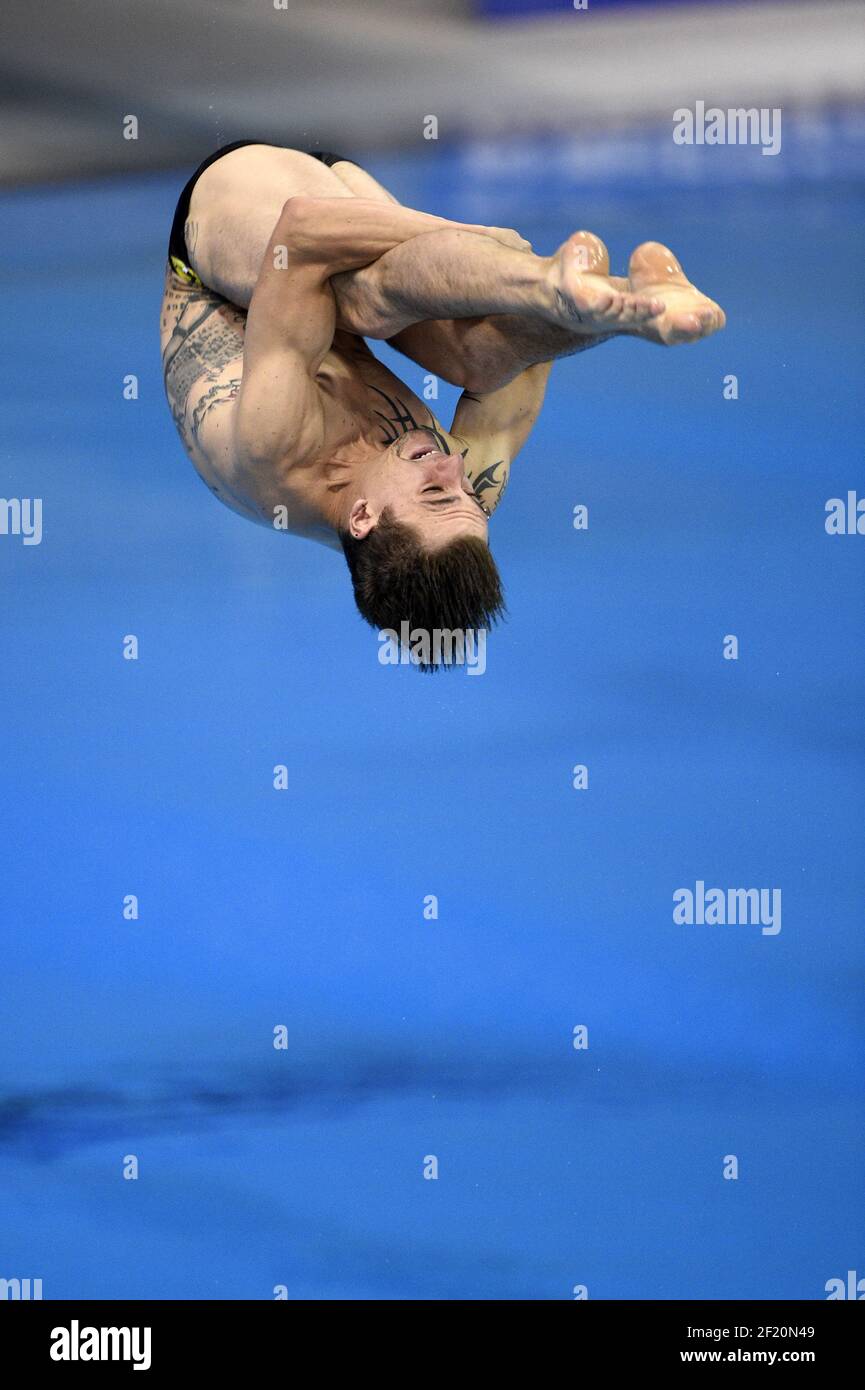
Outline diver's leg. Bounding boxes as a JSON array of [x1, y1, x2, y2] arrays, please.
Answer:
[[184, 145, 355, 306], [383, 235, 621, 392], [325, 163, 626, 388], [360, 237, 724, 391]]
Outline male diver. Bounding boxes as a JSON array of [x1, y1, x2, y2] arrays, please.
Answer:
[[161, 143, 725, 666]]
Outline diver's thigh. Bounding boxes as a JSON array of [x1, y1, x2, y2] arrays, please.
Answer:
[[187, 145, 353, 306]]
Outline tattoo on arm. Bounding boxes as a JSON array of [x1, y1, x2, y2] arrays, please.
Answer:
[[455, 439, 508, 515], [470, 459, 508, 513], [471, 459, 505, 497]]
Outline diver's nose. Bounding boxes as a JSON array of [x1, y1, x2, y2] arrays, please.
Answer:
[[429, 451, 465, 484]]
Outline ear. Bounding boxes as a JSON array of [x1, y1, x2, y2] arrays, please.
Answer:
[[348, 498, 377, 540]]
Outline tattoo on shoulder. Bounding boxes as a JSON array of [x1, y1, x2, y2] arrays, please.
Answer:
[[366, 384, 447, 449], [367, 384, 421, 445]]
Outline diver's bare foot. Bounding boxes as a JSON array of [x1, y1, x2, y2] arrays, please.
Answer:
[[545, 231, 665, 334], [627, 241, 726, 345]]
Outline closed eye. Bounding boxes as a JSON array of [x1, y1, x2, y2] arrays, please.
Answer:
[[418, 485, 490, 517]]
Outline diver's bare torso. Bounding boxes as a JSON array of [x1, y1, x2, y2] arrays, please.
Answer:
[[159, 264, 469, 547]]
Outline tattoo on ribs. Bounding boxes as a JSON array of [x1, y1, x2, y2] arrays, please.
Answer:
[[191, 379, 241, 441], [162, 299, 244, 426]]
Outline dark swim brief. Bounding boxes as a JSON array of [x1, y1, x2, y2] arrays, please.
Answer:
[[168, 143, 358, 286]]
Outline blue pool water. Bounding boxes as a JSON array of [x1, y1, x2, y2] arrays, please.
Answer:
[[1, 132, 863, 1299]]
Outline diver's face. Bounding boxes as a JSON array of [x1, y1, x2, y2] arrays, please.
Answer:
[[351, 429, 490, 547]]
